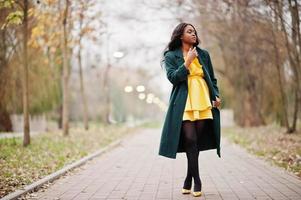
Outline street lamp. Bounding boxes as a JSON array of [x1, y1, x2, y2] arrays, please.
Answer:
[[136, 85, 145, 92], [138, 93, 146, 100], [113, 51, 124, 59], [124, 86, 133, 93]]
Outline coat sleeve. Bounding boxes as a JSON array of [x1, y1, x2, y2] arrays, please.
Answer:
[[205, 51, 220, 98], [164, 52, 190, 85]]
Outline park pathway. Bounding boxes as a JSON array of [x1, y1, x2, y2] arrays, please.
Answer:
[[25, 128, 301, 200]]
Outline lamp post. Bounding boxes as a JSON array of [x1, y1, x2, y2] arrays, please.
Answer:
[[104, 46, 124, 124], [103, 32, 111, 124]]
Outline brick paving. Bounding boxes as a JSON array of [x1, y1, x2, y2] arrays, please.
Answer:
[[25, 128, 301, 200]]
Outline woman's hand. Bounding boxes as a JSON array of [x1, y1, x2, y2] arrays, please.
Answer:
[[212, 96, 221, 108], [184, 46, 198, 69]]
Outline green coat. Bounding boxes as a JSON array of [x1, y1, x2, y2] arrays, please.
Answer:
[[158, 46, 221, 159]]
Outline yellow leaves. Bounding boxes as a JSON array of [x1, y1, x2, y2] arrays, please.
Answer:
[[50, 47, 56, 54], [28, 39, 39, 49], [28, 4, 63, 49], [44, 59, 49, 66], [81, 27, 94, 35], [1, 10, 23, 30], [31, 25, 45, 38], [29, 25, 45, 48], [30, 23, 62, 49], [0, 2, 36, 30], [45, 0, 58, 5], [0, 0, 15, 9], [28, 8, 35, 17]]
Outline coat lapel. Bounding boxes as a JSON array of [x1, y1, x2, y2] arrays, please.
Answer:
[[173, 46, 215, 99], [174, 47, 184, 63], [196, 47, 216, 99], [173, 46, 209, 75]]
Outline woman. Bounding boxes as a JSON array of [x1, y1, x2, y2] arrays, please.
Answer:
[[158, 23, 222, 197]]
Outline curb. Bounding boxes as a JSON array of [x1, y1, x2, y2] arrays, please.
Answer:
[[0, 131, 40, 139], [1, 138, 123, 200]]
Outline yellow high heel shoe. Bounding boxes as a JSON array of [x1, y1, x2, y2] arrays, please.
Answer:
[[192, 179, 202, 197], [192, 191, 202, 197], [181, 188, 191, 194]]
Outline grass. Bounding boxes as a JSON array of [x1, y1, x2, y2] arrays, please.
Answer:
[[222, 124, 301, 178], [0, 122, 141, 198], [138, 120, 162, 129]]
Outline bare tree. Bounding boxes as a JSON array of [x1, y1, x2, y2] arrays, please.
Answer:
[[61, 0, 70, 136], [266, 0, 300, 133], [74, 0, 98, 130], [22, 0, 30, 145]]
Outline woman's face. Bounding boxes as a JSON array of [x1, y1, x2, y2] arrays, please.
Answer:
[[181, 25, 197, 45]]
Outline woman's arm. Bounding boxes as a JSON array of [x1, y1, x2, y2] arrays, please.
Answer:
[[164, 52, 190, 85]]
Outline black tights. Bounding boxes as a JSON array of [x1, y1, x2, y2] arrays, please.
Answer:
[[182, 119, 206, 191]]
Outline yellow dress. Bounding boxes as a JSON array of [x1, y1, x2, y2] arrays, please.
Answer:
[[182, 56, 213, 121]]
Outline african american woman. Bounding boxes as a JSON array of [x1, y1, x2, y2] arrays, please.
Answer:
[[158, 22, 222, 197]]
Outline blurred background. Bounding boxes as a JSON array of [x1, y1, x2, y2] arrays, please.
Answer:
[[0, 0, 300, 197], [1, 0, 300, 133]]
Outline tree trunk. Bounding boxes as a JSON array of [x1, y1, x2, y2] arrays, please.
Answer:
[[78, 41, 89, 130], [62, 0, 70, 136], [0, 108, 13, 131], [22, 0, 30, 146], [288, 0, 301, 132], [276, 0, 300, 133], [0, 27, 13, 132], [271, 21, 290, 130]]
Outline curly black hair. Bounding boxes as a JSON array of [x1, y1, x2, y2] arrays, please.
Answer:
[[160, 23, 201, 69]]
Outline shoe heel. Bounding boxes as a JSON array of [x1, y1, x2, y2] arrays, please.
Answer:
[[181, 188, 191, 194], [192, 191, 202, 197]]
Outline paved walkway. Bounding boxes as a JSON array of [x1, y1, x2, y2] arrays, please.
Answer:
[[25, 128, 301, 200]]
